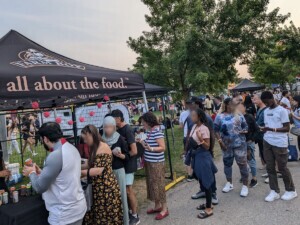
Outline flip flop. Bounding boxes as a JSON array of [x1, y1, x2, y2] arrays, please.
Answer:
[[197, 210, 213, 219], [196, 204, 214, 210], [147, 207, 163, 214]]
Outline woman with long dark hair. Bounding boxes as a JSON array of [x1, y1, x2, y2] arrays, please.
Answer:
[[244, 95, 257, 116], [188, 108, 217, 219], [139, 112, 169, 220], [81, 125, 123, 225], [214, 98, 249, 197]]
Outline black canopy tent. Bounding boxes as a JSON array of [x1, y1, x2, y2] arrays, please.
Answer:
[[231, 79, 265, 92], [0, 30, 145, 110], [0, 30, 175, 179]]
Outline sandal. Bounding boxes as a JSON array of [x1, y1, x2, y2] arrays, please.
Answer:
[[197, 210, 213, 219], [196, 204, 214, 210], [147, 207, 163, 214]]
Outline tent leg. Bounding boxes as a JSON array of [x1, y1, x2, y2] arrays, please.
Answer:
[[142, 91, 149, 112], [162, 96, 173, 180], [71, 106, 78, 146]]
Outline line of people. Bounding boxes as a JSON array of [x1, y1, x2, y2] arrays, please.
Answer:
[[180, 90, 297, 219]]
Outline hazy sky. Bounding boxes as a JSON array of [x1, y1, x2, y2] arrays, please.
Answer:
[[1, 0, 299, 77]]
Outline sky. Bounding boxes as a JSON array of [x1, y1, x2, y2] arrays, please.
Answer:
[[1, 0, 299, 77]]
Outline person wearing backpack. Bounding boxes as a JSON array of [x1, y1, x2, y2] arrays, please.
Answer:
[[237, 103, 258, 188]]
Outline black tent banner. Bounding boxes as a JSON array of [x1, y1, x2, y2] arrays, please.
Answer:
[[231, 79, 265, 92], [0, 30, 145, 110]]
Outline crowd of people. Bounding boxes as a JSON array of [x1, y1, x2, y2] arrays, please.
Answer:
[[10, 109, 167, 225], [179, 89, 299, 219], [0, 88, 299, 224]]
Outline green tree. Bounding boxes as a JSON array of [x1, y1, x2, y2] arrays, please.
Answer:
[[128, 0, 289, 98], [250, 22, 300, 86]]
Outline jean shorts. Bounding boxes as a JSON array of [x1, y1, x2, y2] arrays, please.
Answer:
[[125, 173, 135, 186]]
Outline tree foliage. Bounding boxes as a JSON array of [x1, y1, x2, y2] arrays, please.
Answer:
[[128, 0, 289, 98], [250, 22, 300, 86]]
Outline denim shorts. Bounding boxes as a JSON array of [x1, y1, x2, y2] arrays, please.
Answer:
[[125, 173, 135, 186]]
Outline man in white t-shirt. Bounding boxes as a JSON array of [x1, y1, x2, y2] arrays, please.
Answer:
[[261, 91, 297, 202], [280, 90, 291, 112]]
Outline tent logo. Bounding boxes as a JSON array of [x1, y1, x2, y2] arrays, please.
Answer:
[[10, 49, 85, 70]]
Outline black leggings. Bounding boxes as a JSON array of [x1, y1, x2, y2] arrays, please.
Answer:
[[298, 136, 300, 151], [204, 187, 212, 208]]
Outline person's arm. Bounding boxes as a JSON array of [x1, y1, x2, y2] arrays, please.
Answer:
[[263, 109, 290, 133], [126, 127, 138, 157], [114, 138, 130, 161], [196, 130, 210, 150], [81, 167, 104, 177], [27, 150, 63, 194], [214, 115, 226, 150]]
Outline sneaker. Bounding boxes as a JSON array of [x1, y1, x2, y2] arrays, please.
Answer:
[[265, 190, 280, 202], [191, 191, 206, 199], [129, 214, 140, 225], [264, 177, 269, 184], [212, 193, 219, 205], [249, 179, 258, 188], [261, 173, 268, 178], [222, 182, 234, 193], [186, 175, 195, 182], [240, 185, 249, 197], [281, 191, 298, 201]]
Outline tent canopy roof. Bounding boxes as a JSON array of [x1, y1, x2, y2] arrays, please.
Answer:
[[0, 30, 145, 110], [231, 79, 265, 92]]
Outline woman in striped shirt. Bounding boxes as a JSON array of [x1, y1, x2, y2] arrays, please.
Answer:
[[139, 112, 169, 220]]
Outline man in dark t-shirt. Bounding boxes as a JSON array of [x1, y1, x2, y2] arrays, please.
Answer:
[[111, 110, 140, 225]]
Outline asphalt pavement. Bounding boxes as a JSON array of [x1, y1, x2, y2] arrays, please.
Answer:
[[139, 144, 300, 225]]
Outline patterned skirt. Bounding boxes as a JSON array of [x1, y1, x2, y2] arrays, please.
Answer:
[[144, 161, 166, 203]]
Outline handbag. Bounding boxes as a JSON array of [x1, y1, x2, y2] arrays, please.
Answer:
[[288, 145, 298, 161], [82, 169, 93, 212], [291, 127, 300, 137]]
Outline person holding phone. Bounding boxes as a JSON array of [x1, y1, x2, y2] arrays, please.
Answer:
[[260, 91, 297, 202], [214, 98, 249, 197], [102, 116, 130, 225], [139, 112, 169, 220]]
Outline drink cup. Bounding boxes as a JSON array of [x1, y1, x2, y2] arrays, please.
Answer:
[[2, 192, 8, 204], [13, 191, 18, 203], [25, 158, 33, 167]]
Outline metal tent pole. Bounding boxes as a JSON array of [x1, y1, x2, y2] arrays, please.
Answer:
[[162, 95, 173, 180], [71, 106, 78, 146], [142, 91, 149, 113]]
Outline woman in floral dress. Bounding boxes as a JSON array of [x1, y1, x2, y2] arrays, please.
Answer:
[[81, 124, 123, 225]]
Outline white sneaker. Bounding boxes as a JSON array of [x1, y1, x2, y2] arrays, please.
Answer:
[[264, 177, 269, 184], [281, 191, 298, 201], [222, 182, 234, 193], [240, 185, 249, 197], [265, 190, 280, 202], [261, 173, 268, 178]]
